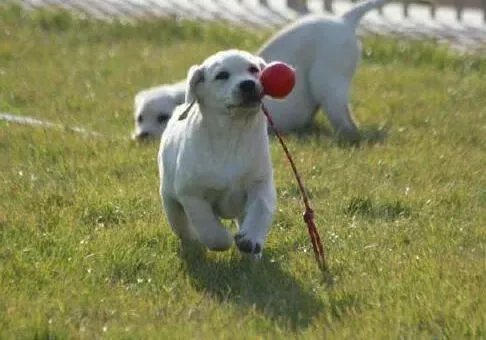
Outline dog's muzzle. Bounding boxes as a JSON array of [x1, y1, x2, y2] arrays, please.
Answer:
[[133, 131, 152, 141], [238, 80, 261, 106]]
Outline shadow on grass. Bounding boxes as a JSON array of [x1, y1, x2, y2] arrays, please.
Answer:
[[180, 249, 324, 331], [267, 120, 332, 141], [130, 120, 388, 150], [358, 124, 389, 146], [269, 123, 389, 148], [344, 196, 412, 220]]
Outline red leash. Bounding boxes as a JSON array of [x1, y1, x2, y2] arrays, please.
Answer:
[[262, 105, 328, 272]]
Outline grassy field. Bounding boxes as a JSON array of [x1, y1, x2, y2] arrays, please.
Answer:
[[1, 4, 485, 339]]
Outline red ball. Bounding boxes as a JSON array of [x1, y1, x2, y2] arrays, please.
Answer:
[[260, 61, 296, 99]]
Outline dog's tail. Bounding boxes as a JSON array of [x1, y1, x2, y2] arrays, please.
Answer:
[[341, 0, 392, 29]]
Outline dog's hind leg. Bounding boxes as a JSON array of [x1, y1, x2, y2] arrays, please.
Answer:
[[179, 196, 233, 251], [162, 195, 199, 245], [309, 69, 360, 144]]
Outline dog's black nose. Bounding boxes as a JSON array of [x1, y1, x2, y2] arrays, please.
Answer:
[[239, 80, 257, 95], [136, 131, 150, 140]]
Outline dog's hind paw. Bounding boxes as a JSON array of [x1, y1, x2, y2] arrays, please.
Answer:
[[234, 232, 261, 256]]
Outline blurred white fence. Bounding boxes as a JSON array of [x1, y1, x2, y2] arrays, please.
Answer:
[[9, 0, 486, 49], [285, 0, 486, 21], [13, 0, 486, 23]]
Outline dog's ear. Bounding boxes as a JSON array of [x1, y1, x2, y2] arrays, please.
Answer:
[[185, 64, 205, 103], [134, 91, 146, 112]]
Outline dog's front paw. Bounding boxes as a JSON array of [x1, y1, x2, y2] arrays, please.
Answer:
[[234, 232, 261, 256]]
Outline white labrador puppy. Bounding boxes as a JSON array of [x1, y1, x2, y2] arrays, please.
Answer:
[[131, 81, 186, 140], [133, 0, 391, 142], [158, 50, 276, 257]]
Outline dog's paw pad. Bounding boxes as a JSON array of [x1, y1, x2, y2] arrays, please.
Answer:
[[234, 233, 261, 255]]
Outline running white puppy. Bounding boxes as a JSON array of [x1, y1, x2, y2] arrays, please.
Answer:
[[133, 0, 391, 142], [158, 50, 276, 257]]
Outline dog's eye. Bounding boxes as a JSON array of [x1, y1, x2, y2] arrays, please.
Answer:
[[215, 71, 230, 80], [248, 65, 260, 74], [137, 115, 143, 123], [157, 113, 169, 124]]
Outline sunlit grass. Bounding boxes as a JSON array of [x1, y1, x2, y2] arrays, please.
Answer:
[[0, 5, 485, 339]]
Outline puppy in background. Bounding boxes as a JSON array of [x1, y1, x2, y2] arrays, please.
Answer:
[[158, 50, 276, 257], [131, 81, 186, 140], [133, 0, 394, 143]]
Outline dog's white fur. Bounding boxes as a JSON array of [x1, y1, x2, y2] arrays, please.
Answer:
[[133, 0, 391, 142], [158, 50, 276, 256], [132, 80, 186, 140]]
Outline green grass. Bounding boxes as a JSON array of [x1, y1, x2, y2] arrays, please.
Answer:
[[1, 5, 485, 339]]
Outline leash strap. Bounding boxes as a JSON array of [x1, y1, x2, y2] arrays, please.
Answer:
[[262, 105, 328, 272]]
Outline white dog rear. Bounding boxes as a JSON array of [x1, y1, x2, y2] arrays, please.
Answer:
[[134, 0, 392, 143], [158, 50, 276, 256]]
